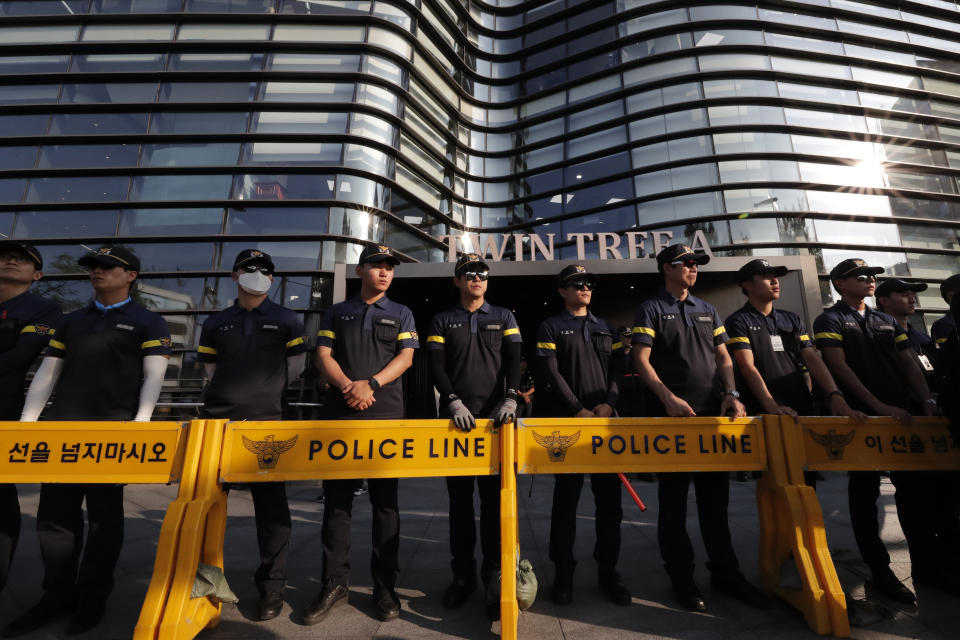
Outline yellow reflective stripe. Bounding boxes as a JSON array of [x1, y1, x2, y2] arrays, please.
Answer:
[[141, 339, 162, 349], [895, 333, 909, 343], [286, 336, 304, 349], [197, 345, 217, 355], [19, 325, 49, 335], [612, 341, 623, 351], [799, 334, 810, 342], [632, 326, 655, 337], [397, 332, 413, 340], [713, 325, 726, 337], [503, 327, 520, 337], [536, 341, 556, 350], [49, 339, 66, 351], [936, 337, 947, 344], [317, 330, 335, 339], [727, 336, 751, 344], [814, 332, 843, 342], [427, 335, 445, 343]]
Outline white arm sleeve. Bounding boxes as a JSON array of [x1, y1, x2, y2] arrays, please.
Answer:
[[287, 353, 306, 384], [134, 355, 169, 421], [20, 357, 64, 421]]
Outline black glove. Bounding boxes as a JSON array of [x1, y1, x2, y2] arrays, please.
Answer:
[[448, 397, 476, 432]]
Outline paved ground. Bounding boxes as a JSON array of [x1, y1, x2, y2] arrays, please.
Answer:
[[1, 473, 958, 639]]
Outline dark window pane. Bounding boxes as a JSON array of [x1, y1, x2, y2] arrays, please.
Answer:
[[129, 242, 217, 271], [566, 178, 633, 213], [27, 176, 130, 203], [141, 143, 241, 167], [0, 85, 60, 105], [50, 113, 148, 134], [0, 55, 70, 73], [91, 0, 182, 12], [13, 210, 119, 238], [233, 174, 335, 200], [0, 212, 13, 237], [170, 53, 264, 71], [160, 82, 257, 102], [0, 1, 88, 15], [37, 244, 98, 273], [0, 147, 37, 169], [119, 208, 224, 236], [130, 175, 234, 200], [186, 0, 275, 10], [227, 207, 329, 234], [0, 115, 48, 136], [562, 205, 636, 236], [31, 278, 90, 311], [72, 53, 166, 72], [149, 112, 249, 133], [565, 152, 629, 186], [61, 82, 158, 103], [220, 240, 322, 270], [137, 278, 204, 312], [38, 144, 139, 168], [0, 179, 25, 203]]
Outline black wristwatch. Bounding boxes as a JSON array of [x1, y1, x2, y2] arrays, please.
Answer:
[[368, 376, 381, 391], [724, 390, 740, 399], [827, 389, 845, 399]]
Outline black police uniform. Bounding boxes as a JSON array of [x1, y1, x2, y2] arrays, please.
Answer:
[[535, 309, 623, 579], [725, 303, 814, 415], [427, 302, 521, 583], [198, 297, 307, 596], [0, 290, 61, 592], [632, 289, 741, 582], [813, 302, 941, 579], [932, 312, 954, 350], [316, 295, 418, 594], [39, 298, 170, 605]]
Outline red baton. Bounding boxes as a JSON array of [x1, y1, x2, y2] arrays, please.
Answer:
[[618, 472, 647, 512]]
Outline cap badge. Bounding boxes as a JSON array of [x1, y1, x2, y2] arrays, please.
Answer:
[[96, 248, 112, 256], [574, 265, 585, 273], [853, 259, 866, 267], [378, 245, 390, 253], [250, 250, 263, 258]]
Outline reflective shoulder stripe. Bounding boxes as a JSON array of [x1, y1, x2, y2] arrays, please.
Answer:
[[799, 334, 810, 342], [936, 337, 948, 344], [141, 339, 162, 349], [19, 325, 37, 334], [49, 339, 66, 351], [503, 327, 520, 337], [397, 331, 413, 340], [198, 345, 217, 355], [713, 325, 726, 337], [426, 335, 445, 343], [317, 329, 335, 339], [895, 333, 909, 343], [536, 341, 556, 350], [632, 326, 655, 337], [286, 336, 304, 348], [814, 332, 843, 341], [727, 336, 751, 344], [612, 341, 623, 351]]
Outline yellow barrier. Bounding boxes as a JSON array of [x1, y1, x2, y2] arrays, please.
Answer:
[[499, 418, 519, 640]]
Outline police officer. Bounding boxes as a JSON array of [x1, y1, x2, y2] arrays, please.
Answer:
[[875, 279, 937, 389], [726, 259, 867, 424], [537, 264, 631, 607], [813, 258, 957, 602], [427, 253, 521, 620], [632, 244, 769, 612], [4, 246, 170, 637], [0, 242, 60, 596], [931, 273, 960, 351], [307, 244, 418, 624], [197, 249, 307, 621]]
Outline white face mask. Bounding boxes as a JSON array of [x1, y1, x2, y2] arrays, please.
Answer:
[[238, 271, 272, 295]]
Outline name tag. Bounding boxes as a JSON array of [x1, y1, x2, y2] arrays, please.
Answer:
[[918, 354, 934, 372], [770, 335, 785, 352]]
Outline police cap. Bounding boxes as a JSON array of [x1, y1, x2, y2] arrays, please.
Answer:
[[233, 248, 275, 272], [656, 243, 710, 268], [829, 258, 884, 281], [737, 258, 788, 283], [557, 264, 598, 286], [454, 252, 489, 276], [875, 278, 927, 298], [78, 245, 140, 272], [0, 240, 42, 269], [359, 243, 400, 266]]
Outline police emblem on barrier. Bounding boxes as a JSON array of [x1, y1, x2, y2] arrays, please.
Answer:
[[532, 430, 580, 462], [242, 434, 298, 469], [808, 429, 854, 460]]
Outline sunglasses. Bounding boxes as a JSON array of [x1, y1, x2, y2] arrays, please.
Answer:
[[566, 281, 594, 291], [461, 270, 489, 281], [670, 259, 699, 268], [240, 264, 273, 275], [853, 274, 876, 282]]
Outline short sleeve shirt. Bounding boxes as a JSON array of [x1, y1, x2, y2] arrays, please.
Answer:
[[813, 302, 912, 412], [198, 298, 307, 420], [0, 291, 61, 419], [317, 295, 418, 419], [632, 289, 727, 414], [44, 299, 171, 420], [535, 309, 621, 413], [426, 302, 521, 416], [725, 302, 813, 414]]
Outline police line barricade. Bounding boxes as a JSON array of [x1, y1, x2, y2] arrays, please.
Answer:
[[776, 416, 960, 639], [516, 416, 837, 637]]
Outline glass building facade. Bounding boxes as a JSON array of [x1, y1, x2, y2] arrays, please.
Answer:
[[2, 0, 960, 391]]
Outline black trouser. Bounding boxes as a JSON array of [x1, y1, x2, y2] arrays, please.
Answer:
[[250, 482, 291, 594], [849, 470, 941, 574], [549, 473, 622, 577], [36, 483, 124, 605], [447, 475, 500, 581], [657, 471, 739, 583], [516, 400, 533, 419], [321, 477, 399, 594], [0, 483, 19, 593]]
